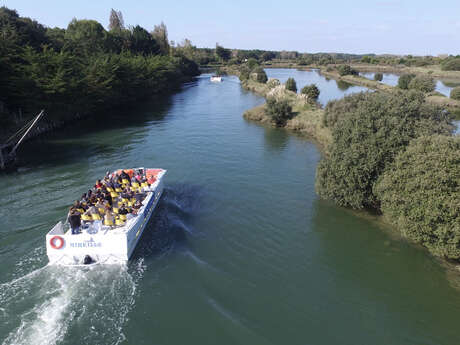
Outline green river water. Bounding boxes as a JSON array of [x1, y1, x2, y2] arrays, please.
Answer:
[[0, 70, 459, 345]]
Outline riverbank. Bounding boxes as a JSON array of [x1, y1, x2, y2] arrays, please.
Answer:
[[236, 69, 459, 268], [241, 79, 332, 150]]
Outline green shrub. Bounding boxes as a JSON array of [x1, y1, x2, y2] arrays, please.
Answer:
[[251, 67, 267, 83], [239, 66, 250, 81], [266, 98, 293, 126], [315, 90, 452, 209], [337, 65, 358, 76], [374, 135, 460, 260], [441, 58, 460, 71], [374, 73, 383, 81], [326, 66, 334, 72], [408, 75, 435, 93], [450, 86, 460, 100], [323, 92, 369, 128], [247, 58, 259, 70], [285, 77, 297, 92], [397, 73, 415, 89], [301, 84, 320, 102]]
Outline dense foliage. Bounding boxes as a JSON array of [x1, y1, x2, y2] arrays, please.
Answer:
[[300, 84, 320, 102], [397, 74, 416, 89], [0, 7, 199, 137], [337, 65, 358, 76], [450, 86, 460, 100], [265, 98, 293, 126], [250, 67, 267, 83], [408, 75, 435, 93], [374, 135, 460, 260], [316, 90, 452, 209], [285, 77, 297, 92], [374, 73, 383, 81], [441, 58, 460, 71]]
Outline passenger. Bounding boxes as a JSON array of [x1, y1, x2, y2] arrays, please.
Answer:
[[103, 191, 113, 206], [94, 180, 103, 189], [68, 208, 81, 234], [103, 208, 115, 227], [118, 205, 129, 215]]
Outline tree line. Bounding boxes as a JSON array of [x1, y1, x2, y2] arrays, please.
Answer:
[[0, 7, 199, 139]]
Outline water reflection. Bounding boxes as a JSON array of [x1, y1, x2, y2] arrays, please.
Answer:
[[336, 80, 352, 91], [263, 126, 289, 153]]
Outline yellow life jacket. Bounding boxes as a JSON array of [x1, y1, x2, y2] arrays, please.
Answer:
[[115, 187, 122, 193], [92, 213, 102, 221], [104, 219, 114, 226], [81, 214, 92, 221], [110, 192, 119, 198], [122, 178, 129, 185], [132, 182, 140, 188], [115, 219, 125, 226]]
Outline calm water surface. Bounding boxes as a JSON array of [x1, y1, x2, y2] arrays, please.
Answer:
[[361, 72, 460, 97], [1, 72, 460, 345]]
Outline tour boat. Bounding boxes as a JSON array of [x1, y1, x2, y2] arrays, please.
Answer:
[[210, 75, 223, 82], [46, 168, 166, 265]]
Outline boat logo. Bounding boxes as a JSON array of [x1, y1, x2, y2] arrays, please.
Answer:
[[69, 237, 102, 248]]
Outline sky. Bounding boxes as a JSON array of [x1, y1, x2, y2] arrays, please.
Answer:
[[2, 0, 459, 56]]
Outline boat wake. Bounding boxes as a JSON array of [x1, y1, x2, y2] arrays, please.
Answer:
[[0, 260, 145, 345], [0, 184, 201, 345]]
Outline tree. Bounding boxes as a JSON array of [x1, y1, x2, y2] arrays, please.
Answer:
[[374, 135, 460, 260], [408, 75, 435, 93], [128, 25, 159, 55], [374, 73, 383, 81], [151, 21, 169, 55], [266, 98, 293, 126], [397, 74, 415, 89], [215, 44, 231, 61], [251, 66, 267, 83], [315, 90, 452, 210], [285, 77, 297, 92], [301, 84, 320, 102], [65, 19, 107, 54], [108, 9, 124, 31], [337, 65, 358, 76]]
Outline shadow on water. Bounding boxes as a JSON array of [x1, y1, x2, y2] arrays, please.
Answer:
[[310, 199, 460, 345], [131, 184, 206, 263], [336, 80, 352, 91], [263, 126, 289, 153], [8, 93, 178, 171]]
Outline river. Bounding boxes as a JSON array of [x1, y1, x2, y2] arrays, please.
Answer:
[[1, 71, 460, 345]]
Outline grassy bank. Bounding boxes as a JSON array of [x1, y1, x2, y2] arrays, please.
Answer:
[[241, 79, 332, 150], [237, 67, 459, 267]]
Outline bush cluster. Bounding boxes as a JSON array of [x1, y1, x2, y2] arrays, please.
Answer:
[[265, 98, 293, 126], [285, 77, 297, 92], [251, 67, 268, 83], [441, 58, 460, 71], [315, 90, 452, 209], [450, 86, 460, 100], [408, 75, 435, 93], [300, 84, 320, 102], [397, 74, 416, 89], [337, 65, 358, 76], [374, 73, 383, 81], [374, 135, 460, 260]]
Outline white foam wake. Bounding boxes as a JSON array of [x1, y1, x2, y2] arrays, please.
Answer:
[[1, 260, 145, 345]]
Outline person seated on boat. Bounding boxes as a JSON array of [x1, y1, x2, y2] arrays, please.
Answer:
[[103, 208, 115, 227], [102, 191, 113, 206], [132, 200, 142, 213], [134, 191, 146, 202], [118, 205, 130, 215], [94, 180, 103, 189], [68, 208, 81, 234]]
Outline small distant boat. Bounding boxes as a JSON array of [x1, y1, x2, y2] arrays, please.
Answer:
[[210, 75, 223, 82]]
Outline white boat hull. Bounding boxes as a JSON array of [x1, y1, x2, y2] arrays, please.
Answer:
[[210, 76, 222, 82], [46, 169, 166, 265]]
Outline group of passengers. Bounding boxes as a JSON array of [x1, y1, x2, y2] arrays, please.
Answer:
[[67, 169, 153, 234]]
